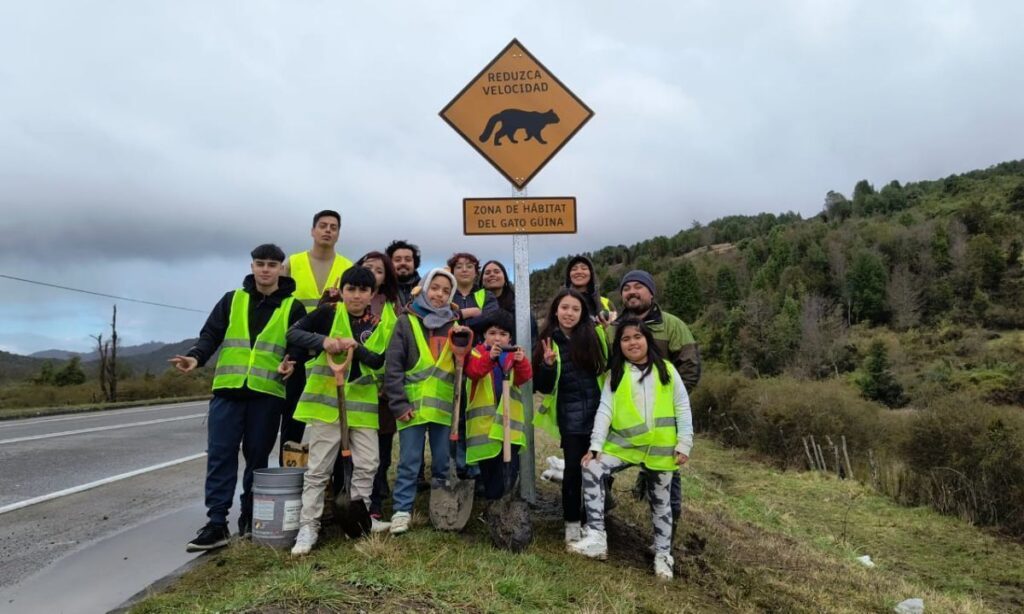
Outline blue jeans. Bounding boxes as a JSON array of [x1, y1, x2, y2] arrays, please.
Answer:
[[393, 421, 450, 513], [205, 394, 283, 524]]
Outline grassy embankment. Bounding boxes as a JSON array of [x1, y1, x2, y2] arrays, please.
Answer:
[[130, 434, 1024, 613]]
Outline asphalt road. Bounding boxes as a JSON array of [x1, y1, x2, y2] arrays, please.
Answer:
[[0, 401, 208, 508], [0, 401, 231, 611]]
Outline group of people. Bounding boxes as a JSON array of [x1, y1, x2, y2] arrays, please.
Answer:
[[171, 209, 700, 580]]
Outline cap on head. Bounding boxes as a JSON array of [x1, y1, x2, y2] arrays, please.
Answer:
[[620, 270, 656, 296]]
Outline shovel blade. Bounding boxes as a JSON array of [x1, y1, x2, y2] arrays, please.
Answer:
[[429, 478, 475, 531], [487, 497, 533, 552], [333, 493, 371, 538]]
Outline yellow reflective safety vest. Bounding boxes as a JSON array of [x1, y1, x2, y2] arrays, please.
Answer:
[[399, 316, 458, 430], [289, 251, 353, 313], [465, 352, 526, 465], [602, 361, 679, 471], [212, 290, 294, 399], [294, 305, 388, 427], [534, 327, 608, 439]]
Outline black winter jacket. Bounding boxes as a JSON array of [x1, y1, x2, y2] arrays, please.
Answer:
[[187, 274, 305, 399], [533, 329, 602, 437]]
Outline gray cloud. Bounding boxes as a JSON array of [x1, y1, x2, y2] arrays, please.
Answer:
[[2, 0, 1023, 352]]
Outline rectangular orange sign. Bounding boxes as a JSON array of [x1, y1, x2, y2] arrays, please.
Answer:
[[463, 197, 577, 235]]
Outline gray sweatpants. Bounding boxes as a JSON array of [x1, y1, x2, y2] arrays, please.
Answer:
[[582, 454, 674, 554]]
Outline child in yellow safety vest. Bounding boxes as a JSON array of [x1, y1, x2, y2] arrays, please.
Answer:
[[463, 310, 532, 503], [567, 318, 693, 581], [383, 268, 469, 535], [285, 266, 388, 554]]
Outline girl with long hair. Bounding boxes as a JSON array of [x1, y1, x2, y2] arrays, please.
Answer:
[[567, 318, 693, 580], [532, 288, 607, 545]]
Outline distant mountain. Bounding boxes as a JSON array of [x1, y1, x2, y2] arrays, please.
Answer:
[[29, 349, 79, 360], [4, 338, 204, 382], [0, 350, 47, 382], [112, 338, 204, 376], [30, 341, 169, 362]]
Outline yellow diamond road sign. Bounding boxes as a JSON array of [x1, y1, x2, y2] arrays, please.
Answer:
[[440, 39, 594, 189]]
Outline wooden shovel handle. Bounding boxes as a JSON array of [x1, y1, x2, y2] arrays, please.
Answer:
[[327, 351, 354, 457], [501, 367, 513, 463]]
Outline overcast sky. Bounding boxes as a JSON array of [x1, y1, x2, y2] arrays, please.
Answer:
[[2, 0, 1023, 354]]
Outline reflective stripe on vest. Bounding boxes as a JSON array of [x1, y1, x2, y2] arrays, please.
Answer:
[[601, 361, 678, 471], [535, 342, 561, 439], [465, 355, 526, 464], [212, 290, 294, 399], [294, 305, 381, 427], [535, 327, 608, 440], [289, 251, 353, 313], [399, 316, 457, 430]]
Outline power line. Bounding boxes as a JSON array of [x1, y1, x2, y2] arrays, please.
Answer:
[[0, 274, 207, 314]]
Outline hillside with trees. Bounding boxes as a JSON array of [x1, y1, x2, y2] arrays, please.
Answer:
[[530, 160, 1024, 536]]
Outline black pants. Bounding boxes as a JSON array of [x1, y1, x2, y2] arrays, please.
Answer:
[[369, 431, 394, 515], [478, 445, 521, 501], [278, 363, 307, 465], [561, 434, 590, 523], [205, 394, 282, 525]]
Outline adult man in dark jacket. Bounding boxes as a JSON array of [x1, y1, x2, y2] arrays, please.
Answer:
[[615, 269, 702, 542], [170, 244, 306, 551], [386, 239, 421, 309]]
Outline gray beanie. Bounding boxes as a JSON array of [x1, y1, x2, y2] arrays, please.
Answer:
[[620, 270, 656, 295]]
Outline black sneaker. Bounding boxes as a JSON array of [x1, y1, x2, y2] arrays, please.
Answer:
[[186, 522, 231, 552]]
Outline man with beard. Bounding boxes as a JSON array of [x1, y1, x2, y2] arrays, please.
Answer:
[[615, 269, 701, 546], [385, 239, 428, 490], [386, 240, 421, 309]]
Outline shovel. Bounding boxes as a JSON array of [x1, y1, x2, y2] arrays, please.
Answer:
[[488, 355, 533, 552], [429, 327, 475, 531], [327, 349, 371, 538]]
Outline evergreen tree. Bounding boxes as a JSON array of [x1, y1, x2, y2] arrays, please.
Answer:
[[34, 360, 55, 385], [715, 266, 740, 308], [54, 356, 86, 387], [847, 251, 888, 323], [968, 234, 1005, 291], [664, 261, 703, 322], [858, 340, 906, 407], [852, 180, 876, 216]]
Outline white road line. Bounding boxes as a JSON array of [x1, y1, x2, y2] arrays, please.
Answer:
[[0, 452, 207, 516], [0, 402, 207, 428], [0, 414, 206, 445]]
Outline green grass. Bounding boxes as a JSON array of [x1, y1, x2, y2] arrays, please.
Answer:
[[131, 436, 1023, 613]]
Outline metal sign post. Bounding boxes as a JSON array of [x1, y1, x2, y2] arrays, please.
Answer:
[[512, 229, 536, 502]]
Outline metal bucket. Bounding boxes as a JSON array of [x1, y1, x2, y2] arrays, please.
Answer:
[[252, 467, 305, 549]]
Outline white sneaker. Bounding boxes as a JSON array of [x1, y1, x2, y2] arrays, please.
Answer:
[[564, 521, 582, 544], [370, 516, 392, 533], [654, 552, 674, 580], [389, 511, 411, 534], [290, 525, 318, 556], [568, 528, 608, 560]]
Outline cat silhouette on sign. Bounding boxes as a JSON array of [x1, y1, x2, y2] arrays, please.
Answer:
[[478, 109, 560, 146]]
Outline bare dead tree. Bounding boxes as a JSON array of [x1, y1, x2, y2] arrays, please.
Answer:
[[92, 305, 119, 402], [887, 264, 922, 330]]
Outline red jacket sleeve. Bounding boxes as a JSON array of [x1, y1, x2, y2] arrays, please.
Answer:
[[464, 344, 494, 381], [507, 352, 533, 387]]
